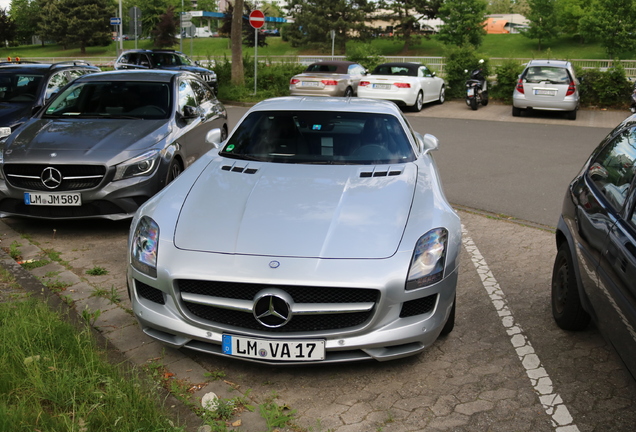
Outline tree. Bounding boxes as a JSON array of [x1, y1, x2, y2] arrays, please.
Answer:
[[9, 0, 41, 45], [579, 0, 636, 58], [285, 0, 374, 53], [231, 0, 245, 86], [437, 0, 488, 48], [521, 0, 558, 51], [487, 0, 513, 14], [128, 0, 180, 38], [376, 0, 442, 53], [152, 5, 179, 48], [0, 7, 17, 45], [555, 0, 587, 41]]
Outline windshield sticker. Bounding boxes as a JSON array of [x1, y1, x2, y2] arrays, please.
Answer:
[[312, 124, 322, 130], [226, 144, 235, 152]]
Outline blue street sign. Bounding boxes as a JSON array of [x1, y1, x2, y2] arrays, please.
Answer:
[[110, 17, 121, 26]]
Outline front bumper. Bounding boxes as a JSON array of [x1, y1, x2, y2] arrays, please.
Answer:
[[127, 249, 458, 364]]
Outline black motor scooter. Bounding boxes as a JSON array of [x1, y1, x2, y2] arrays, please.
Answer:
[[630, 81, 636, 113], [465, 59, 489, 111]]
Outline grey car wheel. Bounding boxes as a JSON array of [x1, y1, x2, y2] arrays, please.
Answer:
[[551, 242, 591, 330], [438, 85, 445, 104], [166, 158, 183, 185], [512, 106, 521, 117], [411, 91, 424, 112]]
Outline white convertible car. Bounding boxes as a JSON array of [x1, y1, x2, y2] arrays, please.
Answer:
[[127, 96, 461, 364], [357, 62, 446, 112]]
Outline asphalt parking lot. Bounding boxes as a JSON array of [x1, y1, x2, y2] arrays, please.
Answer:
[[1, 102, 635, 431]]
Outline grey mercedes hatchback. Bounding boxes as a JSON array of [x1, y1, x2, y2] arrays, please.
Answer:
[[0, 70, 227, 220]]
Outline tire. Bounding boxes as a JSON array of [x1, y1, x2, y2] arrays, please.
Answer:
[[481, 92, 489, 106], [551, 242, 591, 330], [221, 125, 228, 142], [410, 91, 424, 112], [343, 86, 354, 98], [512, 106, 521, 117], [567, 109, 577, 120], [166, 158, 183, 185], [437, 85, 445, 104], [470, 97, 478, 111], [439, 296, 456, 336]]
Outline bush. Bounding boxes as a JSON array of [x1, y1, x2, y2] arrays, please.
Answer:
[[490, 59, 524, 103], [578, 64, 632, 108], [345, 43, 385, 72], [443, 46, 490, 99]]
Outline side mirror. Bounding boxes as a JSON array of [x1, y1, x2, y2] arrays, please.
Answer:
[[194, 60, 200, 66], [417, 133, 439, 154], [432, 72, 437, 77], [205, 128, 223, 148], [181, 105, 198, 119]]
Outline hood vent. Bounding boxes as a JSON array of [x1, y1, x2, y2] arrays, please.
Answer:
[[221, 164, 258, 175], [360, 167, 403, 178]]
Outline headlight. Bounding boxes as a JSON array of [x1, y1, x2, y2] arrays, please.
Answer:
[[113, 150, 160, 181], [131, 216, 159, 277], [406, 228, 448, 290]]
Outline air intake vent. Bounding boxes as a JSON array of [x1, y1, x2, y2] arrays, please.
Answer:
[[221, 165, 258, 174], [360, 168, 403, 178]]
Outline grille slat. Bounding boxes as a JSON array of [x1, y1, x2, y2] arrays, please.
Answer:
[[176, 279, 379, 333]]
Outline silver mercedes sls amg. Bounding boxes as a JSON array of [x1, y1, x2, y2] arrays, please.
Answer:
[[127, 96, 461, 364]]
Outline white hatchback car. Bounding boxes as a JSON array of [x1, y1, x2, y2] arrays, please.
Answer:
[[127, 97, 461, 365], [357, 62, 445, 112], [512, 59, 580, 120]]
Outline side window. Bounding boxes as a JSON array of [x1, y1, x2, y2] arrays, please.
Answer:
[[421, 67, 432, 77], [66, 69, 88, 81], [589, 126, 636, 211], [177, 79, 197, 111], [190, 79, 213, 103], [45, 71, 70, 100]]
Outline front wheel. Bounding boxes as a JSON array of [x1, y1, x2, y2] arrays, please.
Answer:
[[166, 158, 183, 185], [470, 97, 478, 111], [410, 91, 424, 112], [551, 242, 591, 330]]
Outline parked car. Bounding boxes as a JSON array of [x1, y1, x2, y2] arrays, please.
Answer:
[[512, 59, 579, 120], [114, 49, 218, 95], [127, 96, 461, 364], [357, 62, 446, 112], [0, 70, 227, 220], [289, 61, 367, 97], [552, 114, 636, 379], [0, 60, 100, 136]]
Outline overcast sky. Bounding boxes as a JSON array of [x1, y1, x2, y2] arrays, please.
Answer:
[[1, 0, 11, 11]]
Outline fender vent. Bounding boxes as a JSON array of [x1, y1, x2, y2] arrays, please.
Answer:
[[221, 165, 258, 174]]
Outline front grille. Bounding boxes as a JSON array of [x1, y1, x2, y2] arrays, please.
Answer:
[[399, 294, 437, 318], [136, 280, 165, 305], [0, 198, 124, 218], [3, 164, 106, 191], [177, 279, 379, 333]]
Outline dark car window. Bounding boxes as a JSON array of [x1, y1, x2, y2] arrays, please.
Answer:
[[190, 79, 214, 104], [588, 126, 636, 211], [44, 81, 171, 119], [177, 79, 197, 112], [372, 65, 416, 77], [0, 73, 43, 103], [220, 110, 415, 165], [305, 63, 346, 73]]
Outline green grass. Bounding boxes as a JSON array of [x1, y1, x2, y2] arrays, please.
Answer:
[[0, 298, 185, 431], [2, 33, 626, 60]]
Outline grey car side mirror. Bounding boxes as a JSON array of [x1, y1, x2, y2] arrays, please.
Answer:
[[205, 128, 223, 148]]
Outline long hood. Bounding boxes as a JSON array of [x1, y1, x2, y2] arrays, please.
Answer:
[[0, 102, 30, 128], [5, 118, 168, 164], [174, 161, 419, 259]]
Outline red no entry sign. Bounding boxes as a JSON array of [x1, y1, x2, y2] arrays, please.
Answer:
[[249, 10, 265, 29]]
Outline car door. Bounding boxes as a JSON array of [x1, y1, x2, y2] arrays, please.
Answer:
[[187, 77, 225, 160], [596, 166, 636, 378], [173, 76, 206, 168]]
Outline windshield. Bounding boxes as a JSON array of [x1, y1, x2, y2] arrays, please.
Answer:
[[43, 81, 171, 119], [220, 110, 415, 165], [0, 72, 43, 103]]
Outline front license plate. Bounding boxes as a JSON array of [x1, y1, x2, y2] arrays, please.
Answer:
[[222, 334, 325, 361], [302, 81, 320, 87], [534, 89, 556, 96], [24, 192, 81, 206], [373, 84, 392, 90]]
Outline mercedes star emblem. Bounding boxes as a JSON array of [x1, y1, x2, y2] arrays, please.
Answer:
[[253, 290, 293, 328], [41, 167, 63, 190]]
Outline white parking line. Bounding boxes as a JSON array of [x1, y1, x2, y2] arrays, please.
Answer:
[[461, 226, 580, 432]]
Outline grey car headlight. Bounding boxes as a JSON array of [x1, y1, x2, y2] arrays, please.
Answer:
[[406, 228, 448, 290], [131, 216, 159, 278], [113, 150, 160, 181]]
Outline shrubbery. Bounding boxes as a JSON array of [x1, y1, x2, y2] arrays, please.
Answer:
[[490, 59, 524, 103], [443, 46, 490, 99], [577, 65, 632, 108]]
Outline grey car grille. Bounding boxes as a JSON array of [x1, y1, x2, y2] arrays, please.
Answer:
[[3, 164, 106, 191], [175, 279, 379, 333]]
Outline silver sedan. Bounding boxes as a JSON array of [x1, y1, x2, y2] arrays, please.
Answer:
[[127, 96, 461, 364], [289, 61, 367, 97]]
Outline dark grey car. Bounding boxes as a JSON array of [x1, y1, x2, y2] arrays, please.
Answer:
[[0, 70, 227, 220]]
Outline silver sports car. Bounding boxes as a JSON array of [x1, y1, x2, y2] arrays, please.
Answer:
[[127, 97, 461, 364]]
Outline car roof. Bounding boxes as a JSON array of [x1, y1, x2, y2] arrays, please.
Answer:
[[119, 49, 186, 55], [248, 96, 405, 116], [0, 61, 98, 74], [308, 61, 358, 67], [526, 59, 571, 68], [73, 69, 182, 83]]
